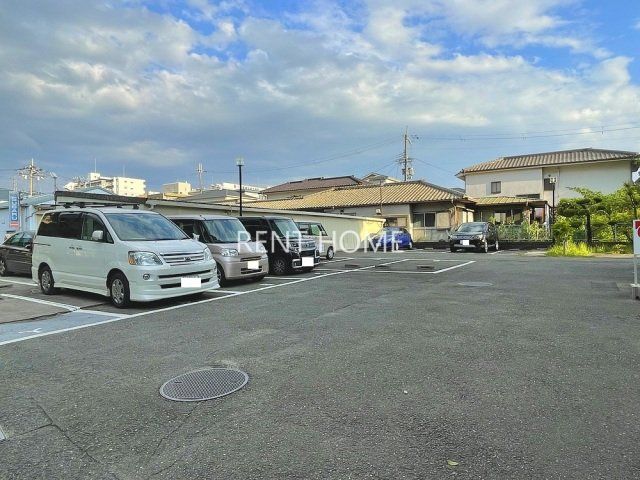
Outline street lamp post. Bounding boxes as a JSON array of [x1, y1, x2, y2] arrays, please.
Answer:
[[236, 157, 245, 216], [548, 176, 557, 239]]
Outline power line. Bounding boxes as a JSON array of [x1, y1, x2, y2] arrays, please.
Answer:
[[416, 125, 640, 142]]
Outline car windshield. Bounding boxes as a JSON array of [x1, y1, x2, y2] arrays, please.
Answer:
[[270, 219, 302, 238], [456, 223, 485, 233], [106, 213, 188, 241], [203, 218, 249, 243], [377, 228, 401, 236]]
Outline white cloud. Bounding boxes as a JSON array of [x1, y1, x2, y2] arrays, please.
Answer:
[[0, 0, 638, 190]]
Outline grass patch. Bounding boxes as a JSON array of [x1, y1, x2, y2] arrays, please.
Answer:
[[546, 240, 593, 257]]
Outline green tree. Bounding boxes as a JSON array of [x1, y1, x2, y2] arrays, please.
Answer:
[[556, 188, 604, 245]]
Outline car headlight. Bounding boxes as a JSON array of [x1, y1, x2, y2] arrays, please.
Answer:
[[256, 243, 267, 253], [220, 248, 239, 257], [203, 248, 213, 261], [128, 251, 163, 266]]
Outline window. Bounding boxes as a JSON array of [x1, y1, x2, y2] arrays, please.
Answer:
[[5, 233, 23, 246], [81, 214, 108, 242], [105, 213, 188, 241], [490, 181, 501, 194], [308, 224, 326, 236], [516, 193, 540, 199], [58, 212, 83, 239], [413, 213, 436, 228], [38, 213, 60, 237]]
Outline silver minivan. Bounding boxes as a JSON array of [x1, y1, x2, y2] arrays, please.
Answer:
[[169, 215, 269, 286]]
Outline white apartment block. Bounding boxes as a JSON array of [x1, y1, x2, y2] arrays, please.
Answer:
[[66, 172, 147, 197]]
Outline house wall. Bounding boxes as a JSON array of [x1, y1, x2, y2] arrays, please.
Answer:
[[541, 160, 633, 204], [464, 159, 635, 204], [464, 168, 542, 198]]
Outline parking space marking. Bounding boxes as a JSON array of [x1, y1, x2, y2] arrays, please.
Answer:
[[0, 278, 37, 286], [258, 283, 276, 286], [264, 277, 300, 280], [431, 260, 476, 273], [0, 258, 473, 346], [79, 309, 128, 317], [0, 293, 79, 312]]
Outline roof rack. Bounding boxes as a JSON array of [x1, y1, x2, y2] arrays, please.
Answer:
[[58, 201, 140, 209]]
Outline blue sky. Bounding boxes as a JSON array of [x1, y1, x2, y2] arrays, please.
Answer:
[[1, 0, 639, 192]]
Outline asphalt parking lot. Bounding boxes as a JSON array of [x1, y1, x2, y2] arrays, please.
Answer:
[[1, 250, 638, 479]]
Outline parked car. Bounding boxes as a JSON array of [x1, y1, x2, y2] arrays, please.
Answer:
[[370, 227, 413, 250], [0, 230, 35, 276], [296, 221, 335, 259], [169, 215, 269, 286], [32, 207, 218, 307], [238, 216, 319, 275], [449, 222, 499, 253]]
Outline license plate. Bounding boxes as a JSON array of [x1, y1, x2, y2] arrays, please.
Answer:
[[247, 260, 259, 270], [302, 257, 314, 267], [460, 240, 470, 246], [181, 277, 201, 288]]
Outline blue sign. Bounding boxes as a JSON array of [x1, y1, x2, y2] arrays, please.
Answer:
[[9, 193, 19, 228]]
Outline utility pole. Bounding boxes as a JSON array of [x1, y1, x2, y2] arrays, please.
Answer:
[[400, 127, 415, 181], [17, 159, 46, 197], [196, 163, 205, 192]]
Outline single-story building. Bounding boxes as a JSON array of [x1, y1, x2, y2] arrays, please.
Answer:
[[235, 180, 476, 242]]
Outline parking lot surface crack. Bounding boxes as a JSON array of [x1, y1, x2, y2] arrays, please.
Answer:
[[34, 400, 122, 480], [151, 403, 200, 458]]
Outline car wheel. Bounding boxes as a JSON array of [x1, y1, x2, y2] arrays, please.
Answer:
[[326, 247, 335, 260], [270, 256, 288, 276], [39, 266, 58, 295], [482, 239, 489, 253], [0, 257, 8, 276], [495, 240, 499, 251], [407, 242, 413, 250], [109, 272, 130, 308], [216, 263, 227, 287], [450, 246, 456, 253]]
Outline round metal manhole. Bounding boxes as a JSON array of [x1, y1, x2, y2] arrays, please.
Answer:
[[457, 282, 493, 287], [160, 368, 249, 402]]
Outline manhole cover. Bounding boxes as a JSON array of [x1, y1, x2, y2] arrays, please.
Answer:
[[160, 368, 249, 402], [457, 282, 493, 287]]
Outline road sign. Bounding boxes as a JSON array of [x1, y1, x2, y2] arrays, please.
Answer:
[[9, 193, 19, 229]]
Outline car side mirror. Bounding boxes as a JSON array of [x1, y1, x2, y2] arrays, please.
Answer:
[[91, 230, 104, 241], [25, 243, 32, 250]]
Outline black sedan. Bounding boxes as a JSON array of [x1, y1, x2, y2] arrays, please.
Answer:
[[0, 230, 35, 276], [449, 222, 499, 253]]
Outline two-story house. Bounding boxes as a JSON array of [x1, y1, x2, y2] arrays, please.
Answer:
[[457, 148, 639, 223]]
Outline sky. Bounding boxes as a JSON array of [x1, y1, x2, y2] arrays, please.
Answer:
[[1, 0, 640, 193]]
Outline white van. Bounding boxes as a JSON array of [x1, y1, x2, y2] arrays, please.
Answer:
[[32, 207, 219, 307]]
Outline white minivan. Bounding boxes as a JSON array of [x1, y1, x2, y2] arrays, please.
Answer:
[[32, 207, 219, 307]]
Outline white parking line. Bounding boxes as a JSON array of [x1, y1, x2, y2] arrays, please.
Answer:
[[258, 283, 276, 286], [79, 309, 127, 317], [264, 277, 300, 280], [0, 293, 79, 312], [0, 278, 37, 286], [432, 260, 476, 274], [0, 258, 473, 346]]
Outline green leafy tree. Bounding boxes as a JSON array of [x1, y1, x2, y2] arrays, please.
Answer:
[[556, 188, 604, 245]]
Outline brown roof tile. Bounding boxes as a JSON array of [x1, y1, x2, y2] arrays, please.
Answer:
[[241, 181, 464, 210], [262, 176, 362, 193], [458, 148, 638, 176]]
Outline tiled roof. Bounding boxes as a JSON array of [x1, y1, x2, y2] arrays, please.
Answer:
[[458, 148, 638, 176], [262, 175, 362, 193], [241, 181, 464, 210], [473, 196, 547, 206]]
